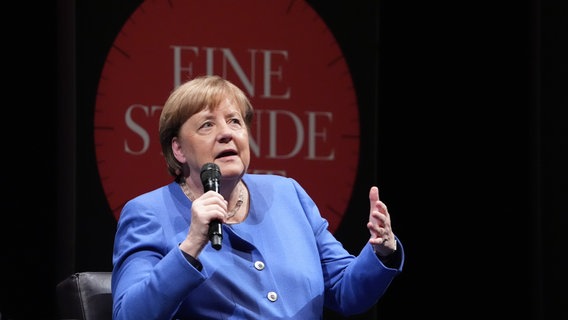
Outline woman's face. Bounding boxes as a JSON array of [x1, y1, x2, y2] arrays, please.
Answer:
[[173, 97, 250, 180]]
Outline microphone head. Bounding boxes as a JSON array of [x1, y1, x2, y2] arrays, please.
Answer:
[[201, 162, 221, 184]]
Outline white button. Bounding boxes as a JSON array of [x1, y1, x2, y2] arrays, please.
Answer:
[[254, 261, 265, 270], [267, 291, 278, 302]]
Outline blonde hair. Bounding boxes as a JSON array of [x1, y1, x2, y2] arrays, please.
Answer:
[[159, 75, 254, 182]]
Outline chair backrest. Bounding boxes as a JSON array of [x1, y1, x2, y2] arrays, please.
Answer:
[[56, 272, 112, 320]]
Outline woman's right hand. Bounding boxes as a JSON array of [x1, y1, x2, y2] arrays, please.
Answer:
[[180, 191, 228, 257]]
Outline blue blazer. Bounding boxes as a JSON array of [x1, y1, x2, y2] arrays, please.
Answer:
[[112, 174, 404, 319]]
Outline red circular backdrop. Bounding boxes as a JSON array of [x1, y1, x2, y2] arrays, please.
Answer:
[[94, 0, 360, 232]]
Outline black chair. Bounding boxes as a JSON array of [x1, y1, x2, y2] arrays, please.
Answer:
[[56, 272, 112, 320]]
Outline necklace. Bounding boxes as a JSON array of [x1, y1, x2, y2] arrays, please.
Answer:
[[179, 181, 245, 219]]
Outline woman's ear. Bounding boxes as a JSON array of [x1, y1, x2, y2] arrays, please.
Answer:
[[172, 137, 186, 163]]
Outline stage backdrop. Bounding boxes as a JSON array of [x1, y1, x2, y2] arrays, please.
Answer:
[[61, 1, 382, 319], [53, 1, 555, 320]]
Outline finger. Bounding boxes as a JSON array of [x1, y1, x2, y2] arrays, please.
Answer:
[[369, 186, 380, 220], [370, 210, 389, 229], [369, 186, 379, 204], [367, 221, 379, 234]]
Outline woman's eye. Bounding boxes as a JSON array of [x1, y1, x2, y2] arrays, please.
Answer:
[[199, 122, 213, 129]]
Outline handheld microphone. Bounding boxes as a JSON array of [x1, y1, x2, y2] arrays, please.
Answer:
[[200, 162, 222, 250]]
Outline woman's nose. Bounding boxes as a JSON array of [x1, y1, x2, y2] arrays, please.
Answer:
[[217, 123, 233, 142]]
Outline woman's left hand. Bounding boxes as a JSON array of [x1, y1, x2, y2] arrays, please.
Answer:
[[366, 186, 397, 256]]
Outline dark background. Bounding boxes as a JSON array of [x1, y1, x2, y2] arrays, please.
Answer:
[[2, 0, 566, 319]]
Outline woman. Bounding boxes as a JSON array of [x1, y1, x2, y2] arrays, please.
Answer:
[[111, 75, 404, 319]]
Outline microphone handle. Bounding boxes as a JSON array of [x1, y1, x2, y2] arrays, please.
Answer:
[[205, 177, 222, 250], [201, 163, 222, 250], [208, 221, 222, 250]]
